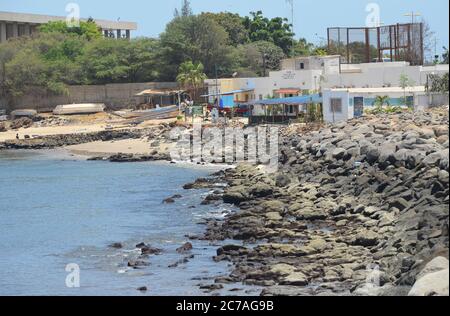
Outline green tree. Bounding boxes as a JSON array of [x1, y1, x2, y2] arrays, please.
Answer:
[[399, 73, 415, 106], [176, 61, 207, 101], [181, 0, 193, 17], [39, 20, 101, 40], [201, 12, 248, 46], [159, 14, 232, 79], [243, 11, 294, 55], [373, 95, 390, 113], [291, 38, 314, 57]]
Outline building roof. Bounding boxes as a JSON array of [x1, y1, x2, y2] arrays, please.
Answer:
[[274, 89, 301, 94], [249, 94, 322, 105], [201, 88, 254, 97], [327, 86, 426, 94], [0, 11, 137, 30]]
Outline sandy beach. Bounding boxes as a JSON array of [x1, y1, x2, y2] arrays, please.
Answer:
[[66, 139, 153, 156]]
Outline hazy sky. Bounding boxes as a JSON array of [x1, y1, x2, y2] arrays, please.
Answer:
[[1, 0, 449, 55]]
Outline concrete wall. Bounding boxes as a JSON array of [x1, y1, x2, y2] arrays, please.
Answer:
[[1, 82, 179, 113]]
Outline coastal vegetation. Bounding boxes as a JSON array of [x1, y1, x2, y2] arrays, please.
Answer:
[[0, 0, 324, 101]]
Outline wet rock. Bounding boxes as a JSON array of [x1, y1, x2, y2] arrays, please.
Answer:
[[176, 242, 193, 253], [109, 242, 123, 249], [128, 260, 150, 268], [199, 284, 224, 291], [217, 245, 248, 256], [223, 186, 249, 205], [163, 197, 175, 204], [137, 286, 148, 292], [141, 246, 162, 255]]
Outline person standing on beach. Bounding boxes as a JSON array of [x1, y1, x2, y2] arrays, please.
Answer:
[[16, 133, 19, 140]]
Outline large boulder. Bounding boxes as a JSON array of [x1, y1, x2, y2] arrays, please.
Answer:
[[223, 186, 249, 204], [416, 257, 449, 281], [408, 269, 449, 296], [250, 183, 273, 197]]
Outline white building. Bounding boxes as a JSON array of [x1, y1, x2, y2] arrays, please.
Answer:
[[204, 55, 449, 123], [323, 62, 449, 89], [204, 55, 341, 104], [322, 86, 431, 123]]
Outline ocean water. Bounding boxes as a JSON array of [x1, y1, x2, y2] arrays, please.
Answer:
[[0, 150, 257, 296]]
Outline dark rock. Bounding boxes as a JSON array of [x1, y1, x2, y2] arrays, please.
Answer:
[[109, 242, 123, 249], [176, 242, 193, 253]]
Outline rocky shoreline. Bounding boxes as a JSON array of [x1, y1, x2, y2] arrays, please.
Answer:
[[2, 108, 449, 296], [183, 108, 449, 296]]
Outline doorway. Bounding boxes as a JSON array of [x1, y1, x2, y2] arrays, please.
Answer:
[[354, 97, 364, 118]]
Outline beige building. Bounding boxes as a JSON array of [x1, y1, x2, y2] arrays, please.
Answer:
[[0, 11, 137, 43]]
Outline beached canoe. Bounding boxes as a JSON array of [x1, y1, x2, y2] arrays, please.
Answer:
[[11, 109, 38, 119], [53, 103, 105, 115]]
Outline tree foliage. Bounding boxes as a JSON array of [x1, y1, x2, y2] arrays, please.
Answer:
[[39, 20, 101, 40], [243, 11, 295, 55], [0, 9, 323, 100], [159, 14, 232, 79], [176, 61, 207, 100]]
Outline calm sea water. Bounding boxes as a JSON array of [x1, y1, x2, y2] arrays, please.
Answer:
[[0, 150, 257, 296]]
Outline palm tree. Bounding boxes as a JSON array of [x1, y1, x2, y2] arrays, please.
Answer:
[[176, 61, 207, 103], [373, 95, 390, 113]]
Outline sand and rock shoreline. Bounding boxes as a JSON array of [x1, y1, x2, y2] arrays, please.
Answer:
[[1, 108, 449, 296], [182, 108, 449, 296]]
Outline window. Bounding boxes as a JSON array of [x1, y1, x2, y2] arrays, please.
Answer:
[[300, 63, 305, 70], [289, 105, 294, 114], [330, 98, 343, 113]]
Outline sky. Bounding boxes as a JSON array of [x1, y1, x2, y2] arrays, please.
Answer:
[[1, 0, 449, 56]]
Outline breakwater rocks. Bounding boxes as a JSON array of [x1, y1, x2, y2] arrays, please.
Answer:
[[0, 129, 144, 150], [199, 108, 449, 296]]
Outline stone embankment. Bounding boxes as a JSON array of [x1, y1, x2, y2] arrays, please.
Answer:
[[190, 108, 449, 296]]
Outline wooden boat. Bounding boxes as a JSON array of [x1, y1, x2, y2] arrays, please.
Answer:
[[10, 109, 37, 119], [115, 105, 179, 122], [53, 103, 105, 115]]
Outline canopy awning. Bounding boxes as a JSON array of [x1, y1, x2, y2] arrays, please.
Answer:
[[274, 88, 301, 95], [135, 89, 185, 96], [201, 88, 254, 98], [247, 94, 322, 106]]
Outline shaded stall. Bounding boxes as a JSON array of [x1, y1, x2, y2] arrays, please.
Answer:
[[135, 89, 186, 109], [201, 88, 254, 117], [247, 94, 323, 125]]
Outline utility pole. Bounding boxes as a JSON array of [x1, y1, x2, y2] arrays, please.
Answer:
[[262, 53, 268, 77], [286, 0, 295, 57]]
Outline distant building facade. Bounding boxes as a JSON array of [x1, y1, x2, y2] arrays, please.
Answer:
[[0, 11, 137, 43]]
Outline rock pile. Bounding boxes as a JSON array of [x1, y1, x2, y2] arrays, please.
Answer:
[[10, 117, 33, 130], [200, 108, 449, 296]]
